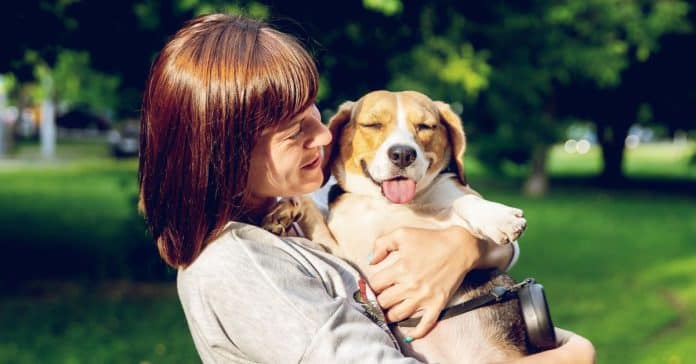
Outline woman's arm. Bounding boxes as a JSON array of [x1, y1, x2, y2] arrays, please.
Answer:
[[368, 226, 512, 339], [183, 235, 424, 363]]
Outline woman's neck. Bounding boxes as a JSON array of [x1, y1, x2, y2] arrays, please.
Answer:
[[244, 195, 277, 226]]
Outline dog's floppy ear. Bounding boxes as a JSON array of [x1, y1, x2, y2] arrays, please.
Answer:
[[328, 101, 355, 138], [322, 101, 355, 185], [434, 101, 467, 186]]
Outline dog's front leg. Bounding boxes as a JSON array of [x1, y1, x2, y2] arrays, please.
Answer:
[[294, 195, 340, 254], [451, 187, 527, 245], [261, 196, 340, 252]]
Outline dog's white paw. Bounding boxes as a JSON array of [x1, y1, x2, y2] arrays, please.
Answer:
[[261, 197, 302, 236], [471, 204, 527, 245]]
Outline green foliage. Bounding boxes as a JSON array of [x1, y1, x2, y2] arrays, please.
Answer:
[[24, 50, 121, 115], [175, 0, 269, 18], [386, 4, 489, 101], [363, 0, 403, 16], [5, 0, 693, 180], [371, 0, 691, 176], [542, 0, 690, 87], [389, 38, 490, 98], [0, 73, 18, 104]]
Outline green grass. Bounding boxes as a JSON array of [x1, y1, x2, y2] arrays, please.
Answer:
[[547, 141, 696, 179], [484, 188, 696, 364], [0, 283, 197, 364], [1, 140, 695, 363], [0, 156, 169, 281]]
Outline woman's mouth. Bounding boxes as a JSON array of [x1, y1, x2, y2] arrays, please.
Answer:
[[302, 154, 321, 169]]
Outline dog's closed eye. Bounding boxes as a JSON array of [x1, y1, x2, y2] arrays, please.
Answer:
[[359, 123, 384, 130], [416, 123, 436, 132]]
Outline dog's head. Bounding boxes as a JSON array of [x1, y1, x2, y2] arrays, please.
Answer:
[[327, 90, 466, 204]]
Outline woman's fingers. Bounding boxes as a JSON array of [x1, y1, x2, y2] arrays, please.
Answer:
[[369, 231, 402, 265], [384, 299, 419, 323], [367, 254, 406, 293], [406, 308, 439, 340], [375, 285, 406, 309], [553, 327, 596, 364]]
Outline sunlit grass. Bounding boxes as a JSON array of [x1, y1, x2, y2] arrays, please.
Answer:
[[547, 141, 696, 178], [484, 188, 696, 364]]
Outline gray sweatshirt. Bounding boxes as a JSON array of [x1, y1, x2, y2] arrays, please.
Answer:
[[177, 221, 421, 363]]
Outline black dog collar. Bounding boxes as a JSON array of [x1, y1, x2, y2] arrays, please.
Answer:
[[393, 277, 557, 351], [395, 278, 534, 328]]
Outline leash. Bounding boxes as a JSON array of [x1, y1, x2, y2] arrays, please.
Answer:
[[394, 278, 534, 328]]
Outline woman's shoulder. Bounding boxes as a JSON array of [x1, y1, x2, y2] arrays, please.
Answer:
[[180, 221, 309, 280]]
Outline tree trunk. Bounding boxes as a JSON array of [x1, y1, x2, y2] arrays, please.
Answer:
[[523, 145, 549, 197], [40, 98, 56, 160], [0, 91, 7, 157], [597, 123, 628, 186]]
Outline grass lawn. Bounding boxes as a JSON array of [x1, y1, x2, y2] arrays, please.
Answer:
[[547, 141, 696, 179], [0, 283, 197, 363], [1, 140, 694, 363]]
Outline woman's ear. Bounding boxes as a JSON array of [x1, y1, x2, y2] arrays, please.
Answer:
[[322, 101, 355, 185], [434, 101, 467, 186]]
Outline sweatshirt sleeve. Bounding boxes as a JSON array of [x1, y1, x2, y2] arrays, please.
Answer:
[[192, 237, 421, 364]]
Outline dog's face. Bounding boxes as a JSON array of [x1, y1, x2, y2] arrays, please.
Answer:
[[327, 90, 466, 204]]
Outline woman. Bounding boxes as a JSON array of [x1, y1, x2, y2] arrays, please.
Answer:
[[139, 13, 595, 363]]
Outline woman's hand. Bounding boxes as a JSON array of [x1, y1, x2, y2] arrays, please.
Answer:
[[367, 226, 490, 340], [499, 328, 596, 364]]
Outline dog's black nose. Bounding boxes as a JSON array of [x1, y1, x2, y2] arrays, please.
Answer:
[[388, 145, 417, 168]]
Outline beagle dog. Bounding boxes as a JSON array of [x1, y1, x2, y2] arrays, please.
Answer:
[[264, 90, 529, 363]]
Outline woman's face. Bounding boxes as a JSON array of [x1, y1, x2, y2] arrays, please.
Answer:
[[248, 104, 332, 199]]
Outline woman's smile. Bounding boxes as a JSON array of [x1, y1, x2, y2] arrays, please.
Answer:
[[302, 153, 322, 170]]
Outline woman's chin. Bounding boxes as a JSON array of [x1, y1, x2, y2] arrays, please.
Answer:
[[299, 176, 324, 194]]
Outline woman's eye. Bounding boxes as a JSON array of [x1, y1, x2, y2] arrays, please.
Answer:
[[416, 124, 435, 132], [360, 123, 383, 130], [289, 126, 303, 139]]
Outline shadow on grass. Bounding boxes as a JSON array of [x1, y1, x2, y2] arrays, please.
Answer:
[[1, 191, 175, 294]]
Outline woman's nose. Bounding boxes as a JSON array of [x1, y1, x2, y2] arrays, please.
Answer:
[[305, 118, 332, 148]]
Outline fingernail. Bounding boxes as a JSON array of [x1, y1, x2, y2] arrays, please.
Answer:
[[367, 252, 373, 264], [404, 336, 413, 343]]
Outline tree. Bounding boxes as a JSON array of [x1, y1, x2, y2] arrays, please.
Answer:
[[4, 0, 690, 179], [555, 0, 693, 184], [394, 0, 690, 194]]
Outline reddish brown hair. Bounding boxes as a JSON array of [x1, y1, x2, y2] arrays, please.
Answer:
[[139, 14, 319, 268]]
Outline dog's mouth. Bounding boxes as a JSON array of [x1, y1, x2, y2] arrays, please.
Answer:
[[360, 159, 417, 204]]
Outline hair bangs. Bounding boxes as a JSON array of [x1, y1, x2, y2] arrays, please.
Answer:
[[255, 29, 319, 129]]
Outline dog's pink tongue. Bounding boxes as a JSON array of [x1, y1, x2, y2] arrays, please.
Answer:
[[382, 179, 416, 204]]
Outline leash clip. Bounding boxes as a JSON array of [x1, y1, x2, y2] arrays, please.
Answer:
[[510, 278, 534, 292], [492, 278, 534, 302], [490, 286, 509, 302]]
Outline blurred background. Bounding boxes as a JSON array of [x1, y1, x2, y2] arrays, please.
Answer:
[[1, 0, 694, 363]]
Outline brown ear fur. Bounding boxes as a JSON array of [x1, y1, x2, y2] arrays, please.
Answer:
[[322, 101, 355, 185], [434, 101, 467, 186]]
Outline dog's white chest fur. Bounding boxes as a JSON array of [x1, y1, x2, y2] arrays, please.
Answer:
[[326, 173, 526, 363], [328, 174, 463, 265]]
